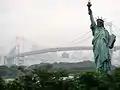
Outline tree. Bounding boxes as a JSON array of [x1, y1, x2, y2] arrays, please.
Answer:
[[0, 77, 5, 90], [111, 67, 120, 90]]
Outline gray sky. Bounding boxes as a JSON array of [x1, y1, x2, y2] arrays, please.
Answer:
[[0, 0, 120, 53]]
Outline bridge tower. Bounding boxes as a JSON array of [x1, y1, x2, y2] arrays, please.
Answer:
[[17, 37, 25, 66]]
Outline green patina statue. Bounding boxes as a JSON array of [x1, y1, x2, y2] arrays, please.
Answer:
[[87, 1, 116, 73]]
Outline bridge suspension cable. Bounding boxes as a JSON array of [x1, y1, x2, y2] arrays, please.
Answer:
[[112, 24, 120, 36], [60, 30, 92, 46], [105, 22, 120, 35], [65, 22, 120, 46], [73, 34, 92, 44]]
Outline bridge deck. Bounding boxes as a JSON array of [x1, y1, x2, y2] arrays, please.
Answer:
[[6, 46, 120, 59]]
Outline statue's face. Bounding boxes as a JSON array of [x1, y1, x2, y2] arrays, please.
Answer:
[[97, 19, 104, 27]]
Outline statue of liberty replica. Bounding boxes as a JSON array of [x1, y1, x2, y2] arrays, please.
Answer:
[[87, 1, 116, 73]]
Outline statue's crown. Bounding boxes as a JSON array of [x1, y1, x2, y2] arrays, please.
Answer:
[[96, 17, 104, 22]]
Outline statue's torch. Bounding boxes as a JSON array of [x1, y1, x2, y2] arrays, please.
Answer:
[[87, 0, 92, 8], [87, 0, 92, 15]]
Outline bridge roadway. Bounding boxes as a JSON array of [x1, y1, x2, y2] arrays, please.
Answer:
[[6, 46, 120, 59]]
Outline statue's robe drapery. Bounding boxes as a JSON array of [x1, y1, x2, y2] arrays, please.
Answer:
[[91, 23, 111, 72]]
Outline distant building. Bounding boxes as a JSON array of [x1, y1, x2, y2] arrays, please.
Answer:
[[6, 58, 15, 66], [0, 55, 5, 65], [61, 52, 69, 58], [70, 51, 82, 60], [6, 46, 16, 66]]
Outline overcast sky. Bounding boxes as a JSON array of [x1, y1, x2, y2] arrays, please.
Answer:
[[0, 0, 120, 53]]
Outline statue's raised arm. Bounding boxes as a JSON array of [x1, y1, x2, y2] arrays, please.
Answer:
[[87, 1, 96, 26]]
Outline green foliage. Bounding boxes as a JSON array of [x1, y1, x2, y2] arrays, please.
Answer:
[[1, 67, 120, 90], [111, 67, 120, 90], [6, 78, 24, 90], [0, 77, 6, 90], [0, 61, 115, 78]]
